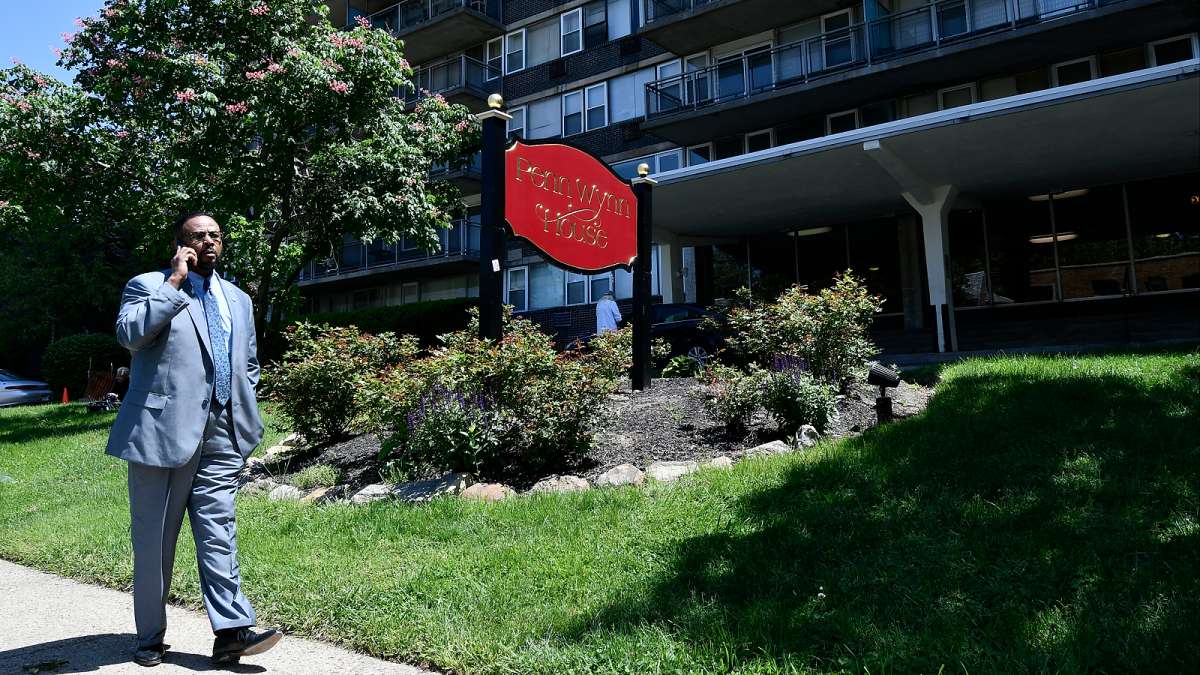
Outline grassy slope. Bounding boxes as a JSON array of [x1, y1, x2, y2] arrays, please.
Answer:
[[1, 353, 1198, 674]]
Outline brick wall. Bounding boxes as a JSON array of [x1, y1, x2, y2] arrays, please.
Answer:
[[504, 0, 574, 23], [503, 37, 668, 101]]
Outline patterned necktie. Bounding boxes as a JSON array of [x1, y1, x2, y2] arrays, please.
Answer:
[[203, 276, 232, 407]]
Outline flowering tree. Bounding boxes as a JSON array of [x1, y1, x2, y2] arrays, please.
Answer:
[[1, 0, 478, 340]]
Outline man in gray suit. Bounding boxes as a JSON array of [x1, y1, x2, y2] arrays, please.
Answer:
[[107, 212, 280, 667]]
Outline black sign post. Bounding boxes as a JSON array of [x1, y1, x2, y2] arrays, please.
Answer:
[[630, 164, 656, 391], [477, 94, 511, 340]]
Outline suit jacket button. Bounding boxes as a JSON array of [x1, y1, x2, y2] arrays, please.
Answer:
[[202, 399, 209, 409]]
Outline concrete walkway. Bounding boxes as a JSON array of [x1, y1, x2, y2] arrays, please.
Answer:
[[0, 559, 431, 674]]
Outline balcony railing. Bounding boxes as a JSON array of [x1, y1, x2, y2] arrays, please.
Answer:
[[431, 150, 483, 178], [300, 219, 481, 281], [365, 0, 496, 35], [646, 0, 1126, 118], [645, 0, 721, 24], [404, 55, 501, 106]]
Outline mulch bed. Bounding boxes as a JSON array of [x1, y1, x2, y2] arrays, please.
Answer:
[[265, 376, 933, 492]]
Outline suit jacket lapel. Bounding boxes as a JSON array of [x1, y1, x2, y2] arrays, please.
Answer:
[[218, 275, 242, 375], [184, 277, 214, 362]]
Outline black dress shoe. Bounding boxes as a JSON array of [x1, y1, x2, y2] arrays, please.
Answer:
[[212, 627, 282, 664], [133, 642, 168, 667]]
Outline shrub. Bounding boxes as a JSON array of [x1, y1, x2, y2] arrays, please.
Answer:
[[662, 354, 700, 378], [723, 272, 883, 388], [695, 363, 762, 433], [290, 464, 340, 490], [364, 310, 622, 481], [264, 323, 418, 444], [41, 333, 129, 398], [760, 357, 838, 433]]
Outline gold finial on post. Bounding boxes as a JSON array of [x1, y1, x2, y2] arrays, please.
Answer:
[[637, 163, 651, 177], [487, 93, 504, 109]]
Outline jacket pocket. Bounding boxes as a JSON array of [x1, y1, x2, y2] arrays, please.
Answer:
[[142, 392, 169, 410]]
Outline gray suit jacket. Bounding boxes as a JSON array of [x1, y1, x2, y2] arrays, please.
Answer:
[[106, 269, 264, 467]]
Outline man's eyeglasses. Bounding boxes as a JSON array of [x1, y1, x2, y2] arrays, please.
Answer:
[[182, 231, 222, 244]]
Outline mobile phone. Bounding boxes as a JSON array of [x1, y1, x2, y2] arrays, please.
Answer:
[[175, 239, 195, 269]]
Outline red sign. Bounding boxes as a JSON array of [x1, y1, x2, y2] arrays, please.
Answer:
[[505, 140, 637, 273]]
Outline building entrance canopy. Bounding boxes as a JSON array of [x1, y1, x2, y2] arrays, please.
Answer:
[[650, 61, 1200, 239]]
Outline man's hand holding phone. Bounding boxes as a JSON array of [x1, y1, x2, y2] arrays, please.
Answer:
[[168, 243, 197, 289]]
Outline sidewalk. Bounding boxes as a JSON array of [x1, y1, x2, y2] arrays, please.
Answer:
[[0, 559, 431, 674]]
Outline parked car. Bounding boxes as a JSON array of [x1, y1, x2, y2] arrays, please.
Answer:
[[0, 369, 53, 407], [649, 303, 726, 365]]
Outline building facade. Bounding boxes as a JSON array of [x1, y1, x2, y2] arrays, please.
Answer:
[[310, 0, 1200, 353]]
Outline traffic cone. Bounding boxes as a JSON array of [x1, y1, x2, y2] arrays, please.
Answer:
[[61, 388, 69, 404]]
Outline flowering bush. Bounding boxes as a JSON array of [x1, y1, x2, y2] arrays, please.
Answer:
[[361, 311, 623, 481], [722, 272, 883, 389], [264, 323, 418, 443], [760, 357, 837, 433], [695, 363, 763, 433]]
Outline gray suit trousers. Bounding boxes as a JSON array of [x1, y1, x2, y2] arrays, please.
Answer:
[[128, 401, 256, 648]]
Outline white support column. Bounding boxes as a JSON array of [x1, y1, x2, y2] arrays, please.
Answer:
[[864, 139, 959, 352]]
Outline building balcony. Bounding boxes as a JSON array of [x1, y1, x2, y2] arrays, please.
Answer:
[[299, 218, 481, 287], [641, 0, 846, 56], [354, 0, 504, 64], [404, 55, 502, 112], [430, 151, 483, 194], [642, 0, 1191, 146]]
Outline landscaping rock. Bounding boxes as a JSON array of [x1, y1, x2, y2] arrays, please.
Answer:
[[747, 440, 791, 456], [351, 483, 392, 505], [242, 456, 268, 475], [462, 483, 515, 502], [530, 475, 591, 493], [705, 456, 734, 470], [0, 474, 15, 484], [392, 472, 475, 503], [314, 484, 352, 504], [268, 484, 304, 501], [795, 425, 821, 448], [239, 478, 278, 494], [264, 444, 294, 458], [301, 486, 333, 503], [596, 463, 645, 487], [647, 460, 699, 482]]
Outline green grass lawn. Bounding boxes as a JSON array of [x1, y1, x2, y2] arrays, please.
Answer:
[[2, 352, 1198, 674]]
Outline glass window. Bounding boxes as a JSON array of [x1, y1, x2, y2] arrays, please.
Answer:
[[611, 157, 643, 180], [401, 281, 419, 305], [1150, 35, 1196, 66], [585, 83, 607, 130], [506, 267, 528, 310], [607, 0, 632, 40], [560, 9, 582, 56], [1127, 173, 1200, 292], [986, 197, 1059, 303], [485, 37, 503, 80], [505, 29, 525, 74], [529, 263, 566, 309], [1053, 58, 1094, 86], [1050, 186, 1131, 299], [583, 0, 607, 48], [745, 129, 773, 153], [655, 150, 681, 172], [826, 109, 858, 134], [777, 117, 825, 144], [848, 219, 903, 312], [714, 136, 742, 160], [1099, 47, 1146, 77], [368, 238, 396, 266], [938, 84, 976, 110], [507, 106, 526, 139], [589, 272, 612, 301], [860, 100, 897, 126], [950, 210, 991, 307], [566, 271, 587, 304], [687, 143, 712, 166], [562, 91, 583, 136]]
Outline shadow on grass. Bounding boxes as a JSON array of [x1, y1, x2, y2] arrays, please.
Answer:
[[0, 404, 115, 446], [573, 364, 1200, 672]]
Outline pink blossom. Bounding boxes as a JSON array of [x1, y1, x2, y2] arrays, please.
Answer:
[[411, 122, 426, 132], [329, 80, 349, 93], [344, 38, 364, 49], [0, 200, 8, 208], [73, 18, 86, 27], [16, 100, 33, 112], [32, 75, 48, 89], [61, 32, 76, 44], [25, 149, 41, 159], [145, 50, 163, 60], [174, 89, 196, 103], [10, 57, 22, 65], [266, 62, 283, 73], [398, 58, 409, 70], [103, 8, 118, 18], [52, 48, 63, 59], [106, 58, 125, 68], [225, 101, 249, 114], [249, 4, 269, 16], [454, 120, 470, 132], [244, 70, 266, 80], [116, 130, 129, 138], [286, 48, 303, 58], [194, 55, 208, 66], [356, 15, 372, 28]]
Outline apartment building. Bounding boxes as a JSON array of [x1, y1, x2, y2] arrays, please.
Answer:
[[308, 0, 1200, 353]]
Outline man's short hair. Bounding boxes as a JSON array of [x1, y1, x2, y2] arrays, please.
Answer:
[[172, 210, 215, 237]]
